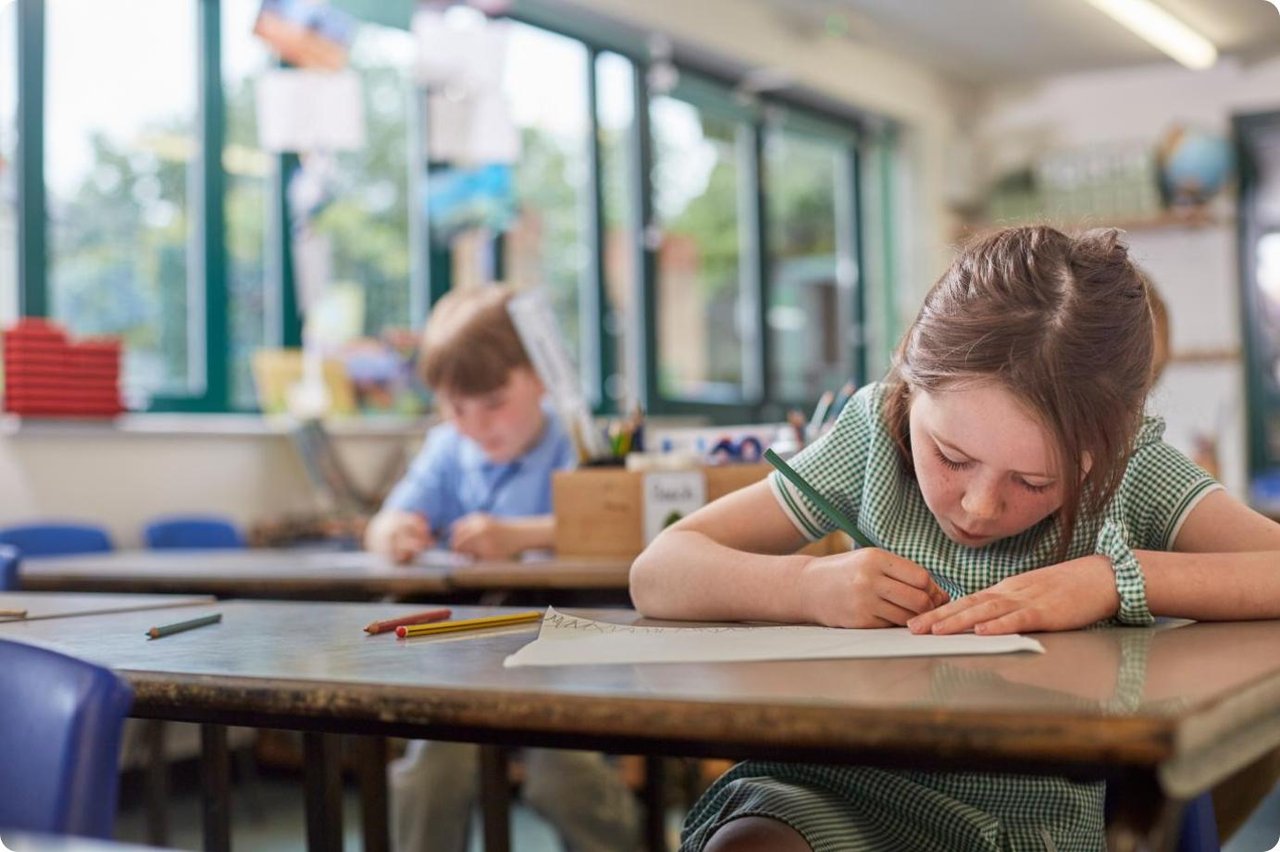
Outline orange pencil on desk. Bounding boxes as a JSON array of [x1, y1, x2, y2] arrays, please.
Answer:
[[0, 608, 28, 618], [363, 607, 452, 635], [396, 610, 543, 638]]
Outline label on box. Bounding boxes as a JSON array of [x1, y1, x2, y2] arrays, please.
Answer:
[[642, 470, 707, 543]]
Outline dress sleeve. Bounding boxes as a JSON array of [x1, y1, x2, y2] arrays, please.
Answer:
[[768, 385, 877, 541], [1117, 423, 1222, 550]]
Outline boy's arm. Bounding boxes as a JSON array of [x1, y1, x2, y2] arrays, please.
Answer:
[[450, 514, 555, 560]]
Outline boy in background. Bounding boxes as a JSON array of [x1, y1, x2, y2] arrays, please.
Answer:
[[366, 285, 638, 852]]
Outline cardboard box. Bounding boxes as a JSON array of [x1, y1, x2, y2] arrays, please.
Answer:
[[553, 463, 846, 559]]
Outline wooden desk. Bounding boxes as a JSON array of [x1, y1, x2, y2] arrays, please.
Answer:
[[0, 591, 213, 621], [6, 603, 1277, 852], [18, 549, 452, 599], [18, 550, 631, 598]]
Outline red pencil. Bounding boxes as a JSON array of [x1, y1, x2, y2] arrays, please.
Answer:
[[363, 607, 452, 635]]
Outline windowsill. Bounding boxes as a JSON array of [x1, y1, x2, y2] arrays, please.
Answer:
[[0, 412, 434, 438]]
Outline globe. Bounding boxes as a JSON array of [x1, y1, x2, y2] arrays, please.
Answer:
[[1156, 125, 1234, 208]]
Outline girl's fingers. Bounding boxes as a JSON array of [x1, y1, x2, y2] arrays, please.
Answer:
[[879, 578, 940, 616], [873, 599, 918, 626], [926, 597, 1017, 635]]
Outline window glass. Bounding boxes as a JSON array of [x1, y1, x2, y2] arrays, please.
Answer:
[[501, 22, 589, 371], [651, 95, 743, 402], [595, 51, 634, 407], [0, 1, 17, 329], [307, 24, 414, 336], [46, 0, 199, 400], [765, 128, 849, 402], [223, 0, 275, 408]]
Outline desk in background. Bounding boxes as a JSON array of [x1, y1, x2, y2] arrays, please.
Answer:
[[18, 549, 632, 599], [3, 601, 1279, 852]]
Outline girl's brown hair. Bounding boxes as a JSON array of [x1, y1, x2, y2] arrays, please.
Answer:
[[419, 285, 532, 395], [883, 225, 1154, 559]]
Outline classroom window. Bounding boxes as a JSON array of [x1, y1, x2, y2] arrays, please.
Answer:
[[222, 0, 277, 409], [45, 0, 200, 401], [650, 94, 745, 403], [765, 127, 852, 403], [306, 24, 415, 338], [500, 22, 590, 370], [595, 51, 635, 407], [0, 1, 16, 330]]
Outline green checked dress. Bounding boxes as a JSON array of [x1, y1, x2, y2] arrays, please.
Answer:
[[681, 384, 1220, 852]]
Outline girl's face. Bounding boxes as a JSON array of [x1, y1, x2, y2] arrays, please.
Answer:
[[908, 381, 1066, 548]]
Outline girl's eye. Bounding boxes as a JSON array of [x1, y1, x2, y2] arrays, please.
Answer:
[[933, 447, 970, 471], [1018, 478, 1053, 494]]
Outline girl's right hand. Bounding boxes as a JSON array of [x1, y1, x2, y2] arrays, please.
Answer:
[[364, 510, 435, 564], [801, 548, 949, 628]]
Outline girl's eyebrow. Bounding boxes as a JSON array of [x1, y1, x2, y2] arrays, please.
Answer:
[[932, 433, 1055, 480]]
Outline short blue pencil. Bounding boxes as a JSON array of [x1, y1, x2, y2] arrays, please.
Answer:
[[763, 449, 873, 549]]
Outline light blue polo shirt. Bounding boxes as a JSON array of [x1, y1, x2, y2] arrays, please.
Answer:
[[382, 406, 575, 543]]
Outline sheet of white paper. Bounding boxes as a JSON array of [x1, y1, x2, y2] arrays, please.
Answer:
[[503, 607, 1044, 668]]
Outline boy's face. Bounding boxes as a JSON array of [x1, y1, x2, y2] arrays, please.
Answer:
[[437, 366, 547, 464], [908, 381, 1066, 548]]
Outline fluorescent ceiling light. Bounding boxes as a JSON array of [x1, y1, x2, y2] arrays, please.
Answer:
[[1083, 0, 1218, 69]]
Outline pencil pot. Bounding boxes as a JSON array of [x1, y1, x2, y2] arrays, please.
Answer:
[[553, 464, 845, 559]]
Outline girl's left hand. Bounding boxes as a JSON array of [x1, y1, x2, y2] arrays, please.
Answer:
[[906, 555, 1121, 635], [450, 513, 516, 560]]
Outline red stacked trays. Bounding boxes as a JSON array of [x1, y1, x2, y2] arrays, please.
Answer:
[[3, 318, 125, 418]]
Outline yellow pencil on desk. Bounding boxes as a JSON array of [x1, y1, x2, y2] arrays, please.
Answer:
[[396, 610, 543, 638], [0, 608, 27, 618]]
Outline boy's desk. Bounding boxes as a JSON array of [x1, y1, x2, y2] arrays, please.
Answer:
[[17, 549, 631, 599], [0, 590, 214, 620], [2, 604, 1280, 852]]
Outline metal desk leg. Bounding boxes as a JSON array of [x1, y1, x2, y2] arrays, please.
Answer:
[[355, 735, 390, 852], [200, 723, 231, 852], [479, 745, 511, 852], [1106, 769, 1183, 852], [643, 756, 668, 852], [303, 731, 344, 852], [144, 719, 169, 846]]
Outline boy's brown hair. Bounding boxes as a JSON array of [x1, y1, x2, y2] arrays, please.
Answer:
[[882, 225, 1154, 561], [418, 285, 532, 395]]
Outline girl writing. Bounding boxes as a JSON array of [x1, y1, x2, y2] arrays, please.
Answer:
[[630, 225, 1280, 852]]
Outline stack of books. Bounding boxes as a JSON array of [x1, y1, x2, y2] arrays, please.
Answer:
[[2, 318, 124, 418]]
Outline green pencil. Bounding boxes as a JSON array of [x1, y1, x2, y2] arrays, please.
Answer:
[[146, 612, 222, 640], [764, 448, 873, 549]]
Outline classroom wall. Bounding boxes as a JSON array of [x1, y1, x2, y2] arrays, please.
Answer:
[[972, 56, 1280, 498], [0, 421, 420, 547]]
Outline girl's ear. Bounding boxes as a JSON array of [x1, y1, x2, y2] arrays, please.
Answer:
[[1079, 451, 1094, 481]]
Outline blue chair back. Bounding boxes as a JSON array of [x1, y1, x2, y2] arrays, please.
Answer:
[[143, 515, 245, 550], [0, 523, 112, 558], [1177, 793, 1219, 852], [0, 544, 18, 590], [0, 640, 133, 838]]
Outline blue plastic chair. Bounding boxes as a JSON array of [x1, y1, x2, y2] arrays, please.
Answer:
[[0, 523, 112, 558], [0, 639, 133, 838], [143, 515, 245, 550], [0, 544, 18, 590], [1107, 786, 1219, 851]]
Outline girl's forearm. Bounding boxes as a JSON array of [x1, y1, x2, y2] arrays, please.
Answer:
[[629, 528, 813, 622], [1137, 550, 1280, 620]]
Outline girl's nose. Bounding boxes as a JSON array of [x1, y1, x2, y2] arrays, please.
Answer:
[[961, 477, 1003, 521]]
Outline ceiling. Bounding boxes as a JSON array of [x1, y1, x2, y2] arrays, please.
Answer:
[[759, 0, 1280, 85]]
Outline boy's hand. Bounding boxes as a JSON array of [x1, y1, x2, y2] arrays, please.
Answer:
[[907, 555, 1120, 635], [450, 513, 520, 560], [801, 548, 950, 628], [364, 510, 435, 564]]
